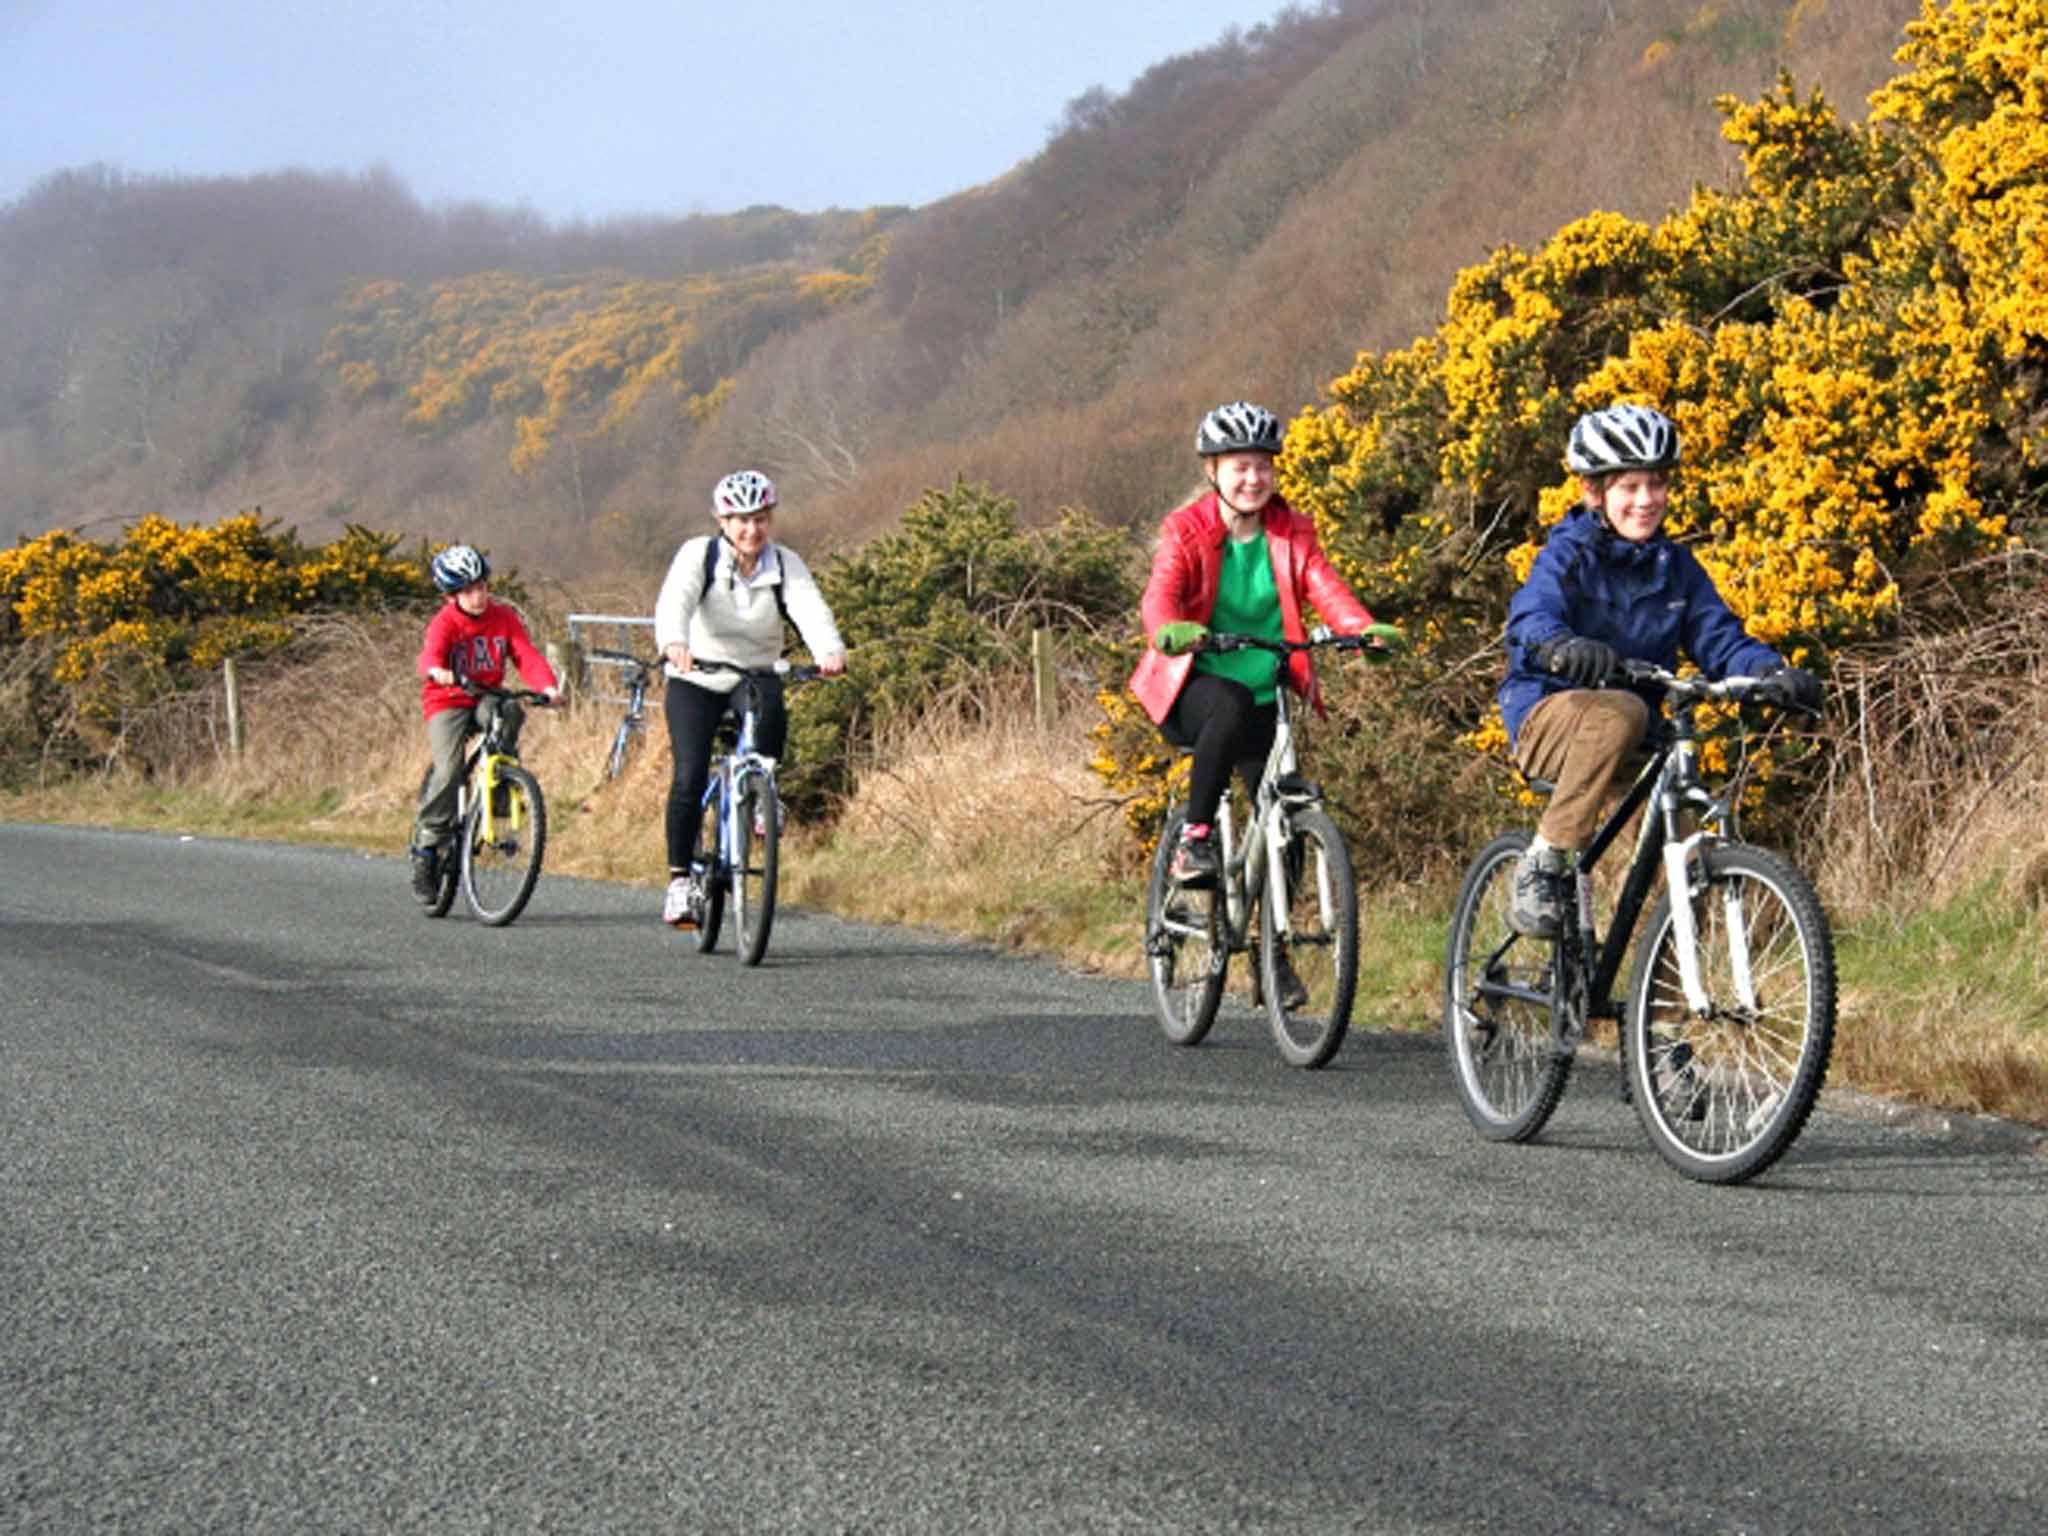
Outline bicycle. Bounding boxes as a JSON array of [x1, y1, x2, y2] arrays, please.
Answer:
[[1443, 661, 1834, 1184], [415, 684, 552, 927], [684, 657, 822, 966], [1142, 625, 1401, 1068], [587, 647, 657, 782]]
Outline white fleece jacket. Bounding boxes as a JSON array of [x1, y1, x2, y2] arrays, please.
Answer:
[[652, 534, 844, 695]]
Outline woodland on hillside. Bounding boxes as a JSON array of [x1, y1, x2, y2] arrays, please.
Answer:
[[0, 0, 1920, 588]]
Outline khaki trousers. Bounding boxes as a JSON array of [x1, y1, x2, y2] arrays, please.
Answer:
[[1512, 688, 1650, 851]]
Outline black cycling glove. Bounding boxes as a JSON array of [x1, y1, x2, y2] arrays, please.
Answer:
[[1538, 635, 1618, 689], [1759, 663, 1823, 713]]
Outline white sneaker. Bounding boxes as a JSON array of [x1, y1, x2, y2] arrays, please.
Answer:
[[662, 875, 701, 929]]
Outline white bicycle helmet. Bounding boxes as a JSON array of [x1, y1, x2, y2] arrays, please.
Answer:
[[1566, 403, 1681, 476], [1196, 401, 1283, 458], [430, 543, 491, 593], [712, 470, 778, 518]]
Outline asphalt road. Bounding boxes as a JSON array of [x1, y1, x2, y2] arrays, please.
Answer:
[[4, 822, 2045, 1533]]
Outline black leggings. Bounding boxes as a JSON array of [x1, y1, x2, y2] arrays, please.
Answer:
[[664, 675, 787, 870], [1161, 673, 1275, 828]]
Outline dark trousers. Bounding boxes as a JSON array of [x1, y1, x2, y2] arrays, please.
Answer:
[[664, 675, 787, 870], [1160, 673, 1276, 828]]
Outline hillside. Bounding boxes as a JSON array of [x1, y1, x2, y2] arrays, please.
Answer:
[[0, 0, 1920, 583]]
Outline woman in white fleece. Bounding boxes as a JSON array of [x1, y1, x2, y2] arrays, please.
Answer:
[[652, 470, 847, 928]]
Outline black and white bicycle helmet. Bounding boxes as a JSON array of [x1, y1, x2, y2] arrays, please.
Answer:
[[1196, 401, 1283, 458], [712, 469, 778, 518], [430, 543, 491, 593], [1565, 403, 1681, 476]]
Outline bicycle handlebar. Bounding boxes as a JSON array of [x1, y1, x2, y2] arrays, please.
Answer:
[[688, 657, 828, 683], [461, 683, 557, 706], [1612, 659, 1819, 717], [1198, 622, 1404, 661], [588, 646, 655, 675]]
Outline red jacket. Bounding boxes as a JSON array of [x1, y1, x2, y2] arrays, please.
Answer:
[[416, 598, 559, 720], [1128, 492, 1373, 724]]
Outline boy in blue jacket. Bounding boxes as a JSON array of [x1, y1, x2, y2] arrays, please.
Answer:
[[1498, 403, 1821, 937]]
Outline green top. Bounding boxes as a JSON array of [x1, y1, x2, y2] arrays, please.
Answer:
[[1194, 533, 1285, 703]]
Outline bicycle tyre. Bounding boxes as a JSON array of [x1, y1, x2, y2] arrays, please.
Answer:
[[1260, 806, 1358, 1069], [695, 776, 728, 953], [414, 765, 460, 918], [1444, 831, 1573, 1141], [734, 776, 780, 966], [461, 764, 546, 927], [1623, 843, 1835, 1185], [1145, 806, 1227, 1046], [605, 721, 635, 783]]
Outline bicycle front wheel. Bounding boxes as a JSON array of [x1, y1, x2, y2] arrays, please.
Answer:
[[1259, 806, 1358, 1069], [462, 764, 546, 926], [1444, 832, 1572, 1141], [1623, 844, 1835, 1185], [1145, 807, 1226, 1046], [734, 776, 780, 966]]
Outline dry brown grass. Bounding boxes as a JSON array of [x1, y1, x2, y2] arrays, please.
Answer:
[[789, 678, 1144, 968]]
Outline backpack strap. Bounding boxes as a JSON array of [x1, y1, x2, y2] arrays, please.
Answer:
[[703, 536, 790, 624]]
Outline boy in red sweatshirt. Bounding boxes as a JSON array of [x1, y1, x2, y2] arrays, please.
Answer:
[[411, 544, 559, 898]]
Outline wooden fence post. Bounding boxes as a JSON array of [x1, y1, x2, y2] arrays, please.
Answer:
[[1032, 628, 1056, 732], [223, 657, 244, 761]]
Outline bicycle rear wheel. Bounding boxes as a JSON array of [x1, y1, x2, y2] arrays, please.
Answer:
[[461, 764, 546, 926], [733, 775, 780, 966], [1624, 843, 1835, 1184], [695, 780, 727, 953], [1145, 807, 1227, 1046], [1444, 831, 1572, 1140], [1260, 806, 1358, 1069]]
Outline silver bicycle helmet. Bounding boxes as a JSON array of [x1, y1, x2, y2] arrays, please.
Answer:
[[1196, 401, 1283, 458], [711, 469, 778, 518], [430, 543, 491, 593], [1566, 403, 1681, 476]]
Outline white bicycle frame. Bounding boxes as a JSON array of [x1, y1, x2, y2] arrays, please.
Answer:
[[1213, 679, 1324, 943]]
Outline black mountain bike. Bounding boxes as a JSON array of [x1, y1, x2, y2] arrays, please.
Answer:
[[1443, 662, 1833, 1184], [416, 685, 551, 927]]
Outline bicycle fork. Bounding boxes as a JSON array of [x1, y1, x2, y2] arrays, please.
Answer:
[[476, 751, 523, 845], [1659, 832, 1757, 1015]]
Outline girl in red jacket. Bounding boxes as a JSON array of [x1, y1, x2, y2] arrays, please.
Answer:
[[1127, 402, 1378, 886], [410, 543, 559, 897]]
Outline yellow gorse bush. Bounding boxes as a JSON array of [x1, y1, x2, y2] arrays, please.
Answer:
[[1284, 0, 2040, 679], [0, 514, 438, 751]]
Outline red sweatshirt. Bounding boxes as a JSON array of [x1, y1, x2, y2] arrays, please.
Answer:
[[416, 598, 559, 720]]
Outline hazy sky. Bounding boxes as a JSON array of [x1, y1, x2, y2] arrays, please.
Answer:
[[3, 0, 1286, 222]]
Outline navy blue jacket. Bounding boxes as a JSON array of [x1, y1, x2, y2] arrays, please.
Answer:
[[1499, 508, 1783, 746]]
